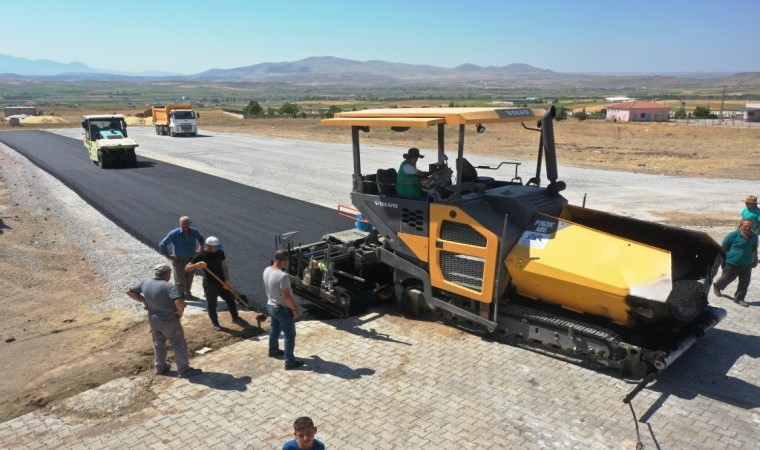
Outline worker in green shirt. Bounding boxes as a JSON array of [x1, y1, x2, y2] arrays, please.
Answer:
[[740, 195, 759, 234], [396, 147, 429, 198], [713, 219, 758, 307]]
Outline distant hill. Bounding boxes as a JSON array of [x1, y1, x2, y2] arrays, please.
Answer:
[[189, 56, 560, 85], [0, 53, 180, 78], [0, 53, 97, 76], [1, 53, 759, 89], [186, 57, 760, 88]]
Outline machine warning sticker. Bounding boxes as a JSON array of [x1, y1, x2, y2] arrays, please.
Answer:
[[518, 231, 549, 249]]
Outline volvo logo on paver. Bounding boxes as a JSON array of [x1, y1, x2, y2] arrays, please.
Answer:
[[374, 201, 398, 208], [496, 108, 533, 118]]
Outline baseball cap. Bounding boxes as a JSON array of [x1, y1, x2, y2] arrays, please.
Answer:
[[154, 263, 172, 277], [205, 236, 223, 249]]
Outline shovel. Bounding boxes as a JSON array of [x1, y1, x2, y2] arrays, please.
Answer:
[[200, 266, 253, 311], [199, 266, 268, 328]]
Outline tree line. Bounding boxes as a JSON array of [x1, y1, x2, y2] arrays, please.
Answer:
[[242, 101, 343, 118]]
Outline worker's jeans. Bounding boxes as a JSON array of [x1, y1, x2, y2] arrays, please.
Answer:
[[171, 257, 194, 296], [267, 304, 297, 364], [714, 264, 753, 302], [149, 313, 189, 373]]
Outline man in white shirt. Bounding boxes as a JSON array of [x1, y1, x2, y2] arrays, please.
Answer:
[[263, 249, 304, 370]]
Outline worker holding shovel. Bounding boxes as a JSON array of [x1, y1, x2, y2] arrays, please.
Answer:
[[186, 236, 246, 331]]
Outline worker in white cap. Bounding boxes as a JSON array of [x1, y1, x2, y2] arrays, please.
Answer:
[[186, 236, 246, 331]]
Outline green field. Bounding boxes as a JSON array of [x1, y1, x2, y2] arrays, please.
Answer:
[[2, 79, 758, 114]]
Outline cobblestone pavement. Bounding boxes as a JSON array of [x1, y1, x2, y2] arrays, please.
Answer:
[[1, 294, 758, 449]]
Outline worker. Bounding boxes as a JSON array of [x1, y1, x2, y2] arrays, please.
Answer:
[[740, 195, 760, 234], [264, 249, 304, 370], [396, 147, 429, 198], [159, 216, 204, 300], [713, 219, 758, 307], [126, 264, 200, 378], [186, 236, 245, 331]]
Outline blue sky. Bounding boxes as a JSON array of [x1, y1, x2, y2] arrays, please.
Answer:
[[2, 0, 758, 75]]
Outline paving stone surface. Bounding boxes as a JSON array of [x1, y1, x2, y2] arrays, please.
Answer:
[[1, 296, 759, 449]]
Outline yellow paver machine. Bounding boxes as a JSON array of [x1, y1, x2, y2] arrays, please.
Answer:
[[280, 106, 725, 378]]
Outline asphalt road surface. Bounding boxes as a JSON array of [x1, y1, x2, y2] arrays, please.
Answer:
[[0, 130, 348, 302]]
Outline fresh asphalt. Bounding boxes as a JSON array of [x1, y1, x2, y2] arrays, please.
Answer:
[[0, 130, 348, 305]]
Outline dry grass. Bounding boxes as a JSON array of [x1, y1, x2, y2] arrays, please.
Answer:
[[4, 108, 759, 180]]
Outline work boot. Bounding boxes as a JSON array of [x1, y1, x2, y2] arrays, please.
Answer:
[[178, 367, 202, 378], [212, 322, 222, 331], [285, 360, 305, 370], [232, 316, 247, 326], [734, 299, 749, 307], [712, 285, 722, 297], [268, 349, 285, 358]]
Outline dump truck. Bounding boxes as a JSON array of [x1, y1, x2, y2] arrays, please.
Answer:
[[152, 103, 198, 136], [81, 114, 138, 169], [276, 106, 726, 379]]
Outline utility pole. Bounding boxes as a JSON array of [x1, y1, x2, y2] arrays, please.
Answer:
[[719, 85, 726, 123]]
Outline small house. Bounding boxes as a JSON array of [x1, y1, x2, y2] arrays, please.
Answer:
[[606, 100, 669, 122], [744, 102, 760, 122]]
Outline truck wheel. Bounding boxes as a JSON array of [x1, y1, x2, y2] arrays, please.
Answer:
[[98, 150, 109, 169]]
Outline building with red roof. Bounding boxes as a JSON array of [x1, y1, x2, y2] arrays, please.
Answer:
[[605, 100, 669, 122]]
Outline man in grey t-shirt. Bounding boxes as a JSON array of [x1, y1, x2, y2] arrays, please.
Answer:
[[127, 264, 199, 378], [263, 249, 304, 370]]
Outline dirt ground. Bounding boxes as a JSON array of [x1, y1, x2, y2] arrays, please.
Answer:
[[0, 152, 263, 422], [0, 108, 758, 422]]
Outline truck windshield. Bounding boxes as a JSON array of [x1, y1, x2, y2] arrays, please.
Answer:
[[173, 111, 195, 119]]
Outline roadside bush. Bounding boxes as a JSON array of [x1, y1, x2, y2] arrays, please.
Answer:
[[323, 105, 342, 118], [279, 102, 301, 118], [693, 106, 711, 119], [243, 100, 263, 117]]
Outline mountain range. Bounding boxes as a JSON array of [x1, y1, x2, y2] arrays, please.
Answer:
[[1, 53, 758, 89], [0, 53, 180, 77]]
